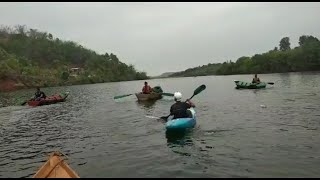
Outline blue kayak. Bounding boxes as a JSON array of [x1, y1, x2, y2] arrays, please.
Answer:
[[166, 108, 196, 130]]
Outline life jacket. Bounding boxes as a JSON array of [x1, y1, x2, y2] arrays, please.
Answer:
[[252, 77, 260, 83], [142, 85, 152, 94], [170, 101, 192, 119]]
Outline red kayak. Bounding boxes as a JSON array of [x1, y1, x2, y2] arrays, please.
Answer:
[[27, 92, 69, 107]]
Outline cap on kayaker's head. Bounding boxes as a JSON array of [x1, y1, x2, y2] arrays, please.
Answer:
[[254, 74, 258, 77], [144, 81, 148, 86], [174, 92, 182, 102]]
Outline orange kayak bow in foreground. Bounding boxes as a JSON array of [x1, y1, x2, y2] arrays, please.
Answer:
[[33, 151, 79, 178]]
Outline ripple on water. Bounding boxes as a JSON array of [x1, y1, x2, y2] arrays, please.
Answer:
[[1, 73, 320, 177]]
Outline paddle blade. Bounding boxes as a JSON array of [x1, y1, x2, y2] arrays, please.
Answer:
[[160, 115, 170, 120], [161, 92, 174, 96], [267, 82, 274, 85], [20, 96, 33, 105], [113, 94, 133, 99], [193, 84, 206, 96], [21, 101, 27, 106], [146, 115, 160, 119]]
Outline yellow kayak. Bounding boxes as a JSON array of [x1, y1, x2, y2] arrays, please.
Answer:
[[33, 151, 80, 178]]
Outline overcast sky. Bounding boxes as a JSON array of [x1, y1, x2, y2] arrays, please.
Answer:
[[0, 2, 320, 76]]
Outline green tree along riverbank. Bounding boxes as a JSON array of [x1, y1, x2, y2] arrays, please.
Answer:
[[170, 35, 320, 77], [0, 25, 148, 92]]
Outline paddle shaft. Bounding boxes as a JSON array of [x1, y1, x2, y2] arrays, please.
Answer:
[[114, 92, 173, 99], [21, 101, 27, 105], [114, 94, 133, 99], [21, 96, 35, 105]]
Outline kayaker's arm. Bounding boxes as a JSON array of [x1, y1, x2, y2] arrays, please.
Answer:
[[186, 99, 195, 108], [170, 105, 174, 116]]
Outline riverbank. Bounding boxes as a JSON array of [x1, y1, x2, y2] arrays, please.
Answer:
[[0, 25, 149, 93], [0, 75, 149, 93], [0, 78, 26, 92]]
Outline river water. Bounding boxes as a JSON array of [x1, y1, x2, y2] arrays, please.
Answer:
[[0, 72, 320, 178]]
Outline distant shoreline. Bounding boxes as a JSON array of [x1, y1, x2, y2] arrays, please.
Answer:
[[0, 77, 149, 93], [143, 70, 320, 80], [2, 70, 319, 93], [166, 36, 320, 78]]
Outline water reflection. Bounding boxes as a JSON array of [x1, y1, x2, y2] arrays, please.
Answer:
[[165, 129, 195, 157], [1, 72, 320, 178], [297, 72, 319, 87], [135, 100, 157, 109], [0, 93, 12, 108], [135, 100, 157, 115], [278, 73, 292, 87], [166, 129, 194, 146]]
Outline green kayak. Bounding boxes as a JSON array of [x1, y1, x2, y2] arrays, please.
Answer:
[[234, 80, 266, 89]]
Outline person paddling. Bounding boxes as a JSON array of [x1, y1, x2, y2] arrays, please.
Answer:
[[34, 87, 46, 101], [252, 74, 261, 84], [168, 92, 195, 120], [142, 81, 152, 94]]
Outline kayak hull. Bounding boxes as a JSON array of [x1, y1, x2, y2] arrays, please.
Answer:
[[33, 151, 79, 178], [234, 80, 266, 89], [135, 92, 162, 101], [166, 108, 196, 130], [27, 92, 69, 107]]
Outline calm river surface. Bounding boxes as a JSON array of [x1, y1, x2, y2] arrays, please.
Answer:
[[0, 72, 320, 178]]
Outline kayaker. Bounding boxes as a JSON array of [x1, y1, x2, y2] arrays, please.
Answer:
[[34, 87, 46, 101], [142, 81, 152, 94], [252, 74, 261, 84], [169, 92, 195, 120]]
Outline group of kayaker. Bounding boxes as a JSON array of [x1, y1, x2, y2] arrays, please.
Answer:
[[142, 74, 261, 120], [31, 74, 260, 120]]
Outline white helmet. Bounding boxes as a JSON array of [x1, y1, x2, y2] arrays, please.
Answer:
[[174, 92, 182, 101]]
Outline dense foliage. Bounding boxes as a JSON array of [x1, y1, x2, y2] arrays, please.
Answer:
[[0, 25, 148, 88], [170, 35, 320, 77]]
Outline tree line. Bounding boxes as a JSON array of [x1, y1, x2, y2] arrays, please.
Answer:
[[170, 35, 320, 77], [0, 25, 148, 89]]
